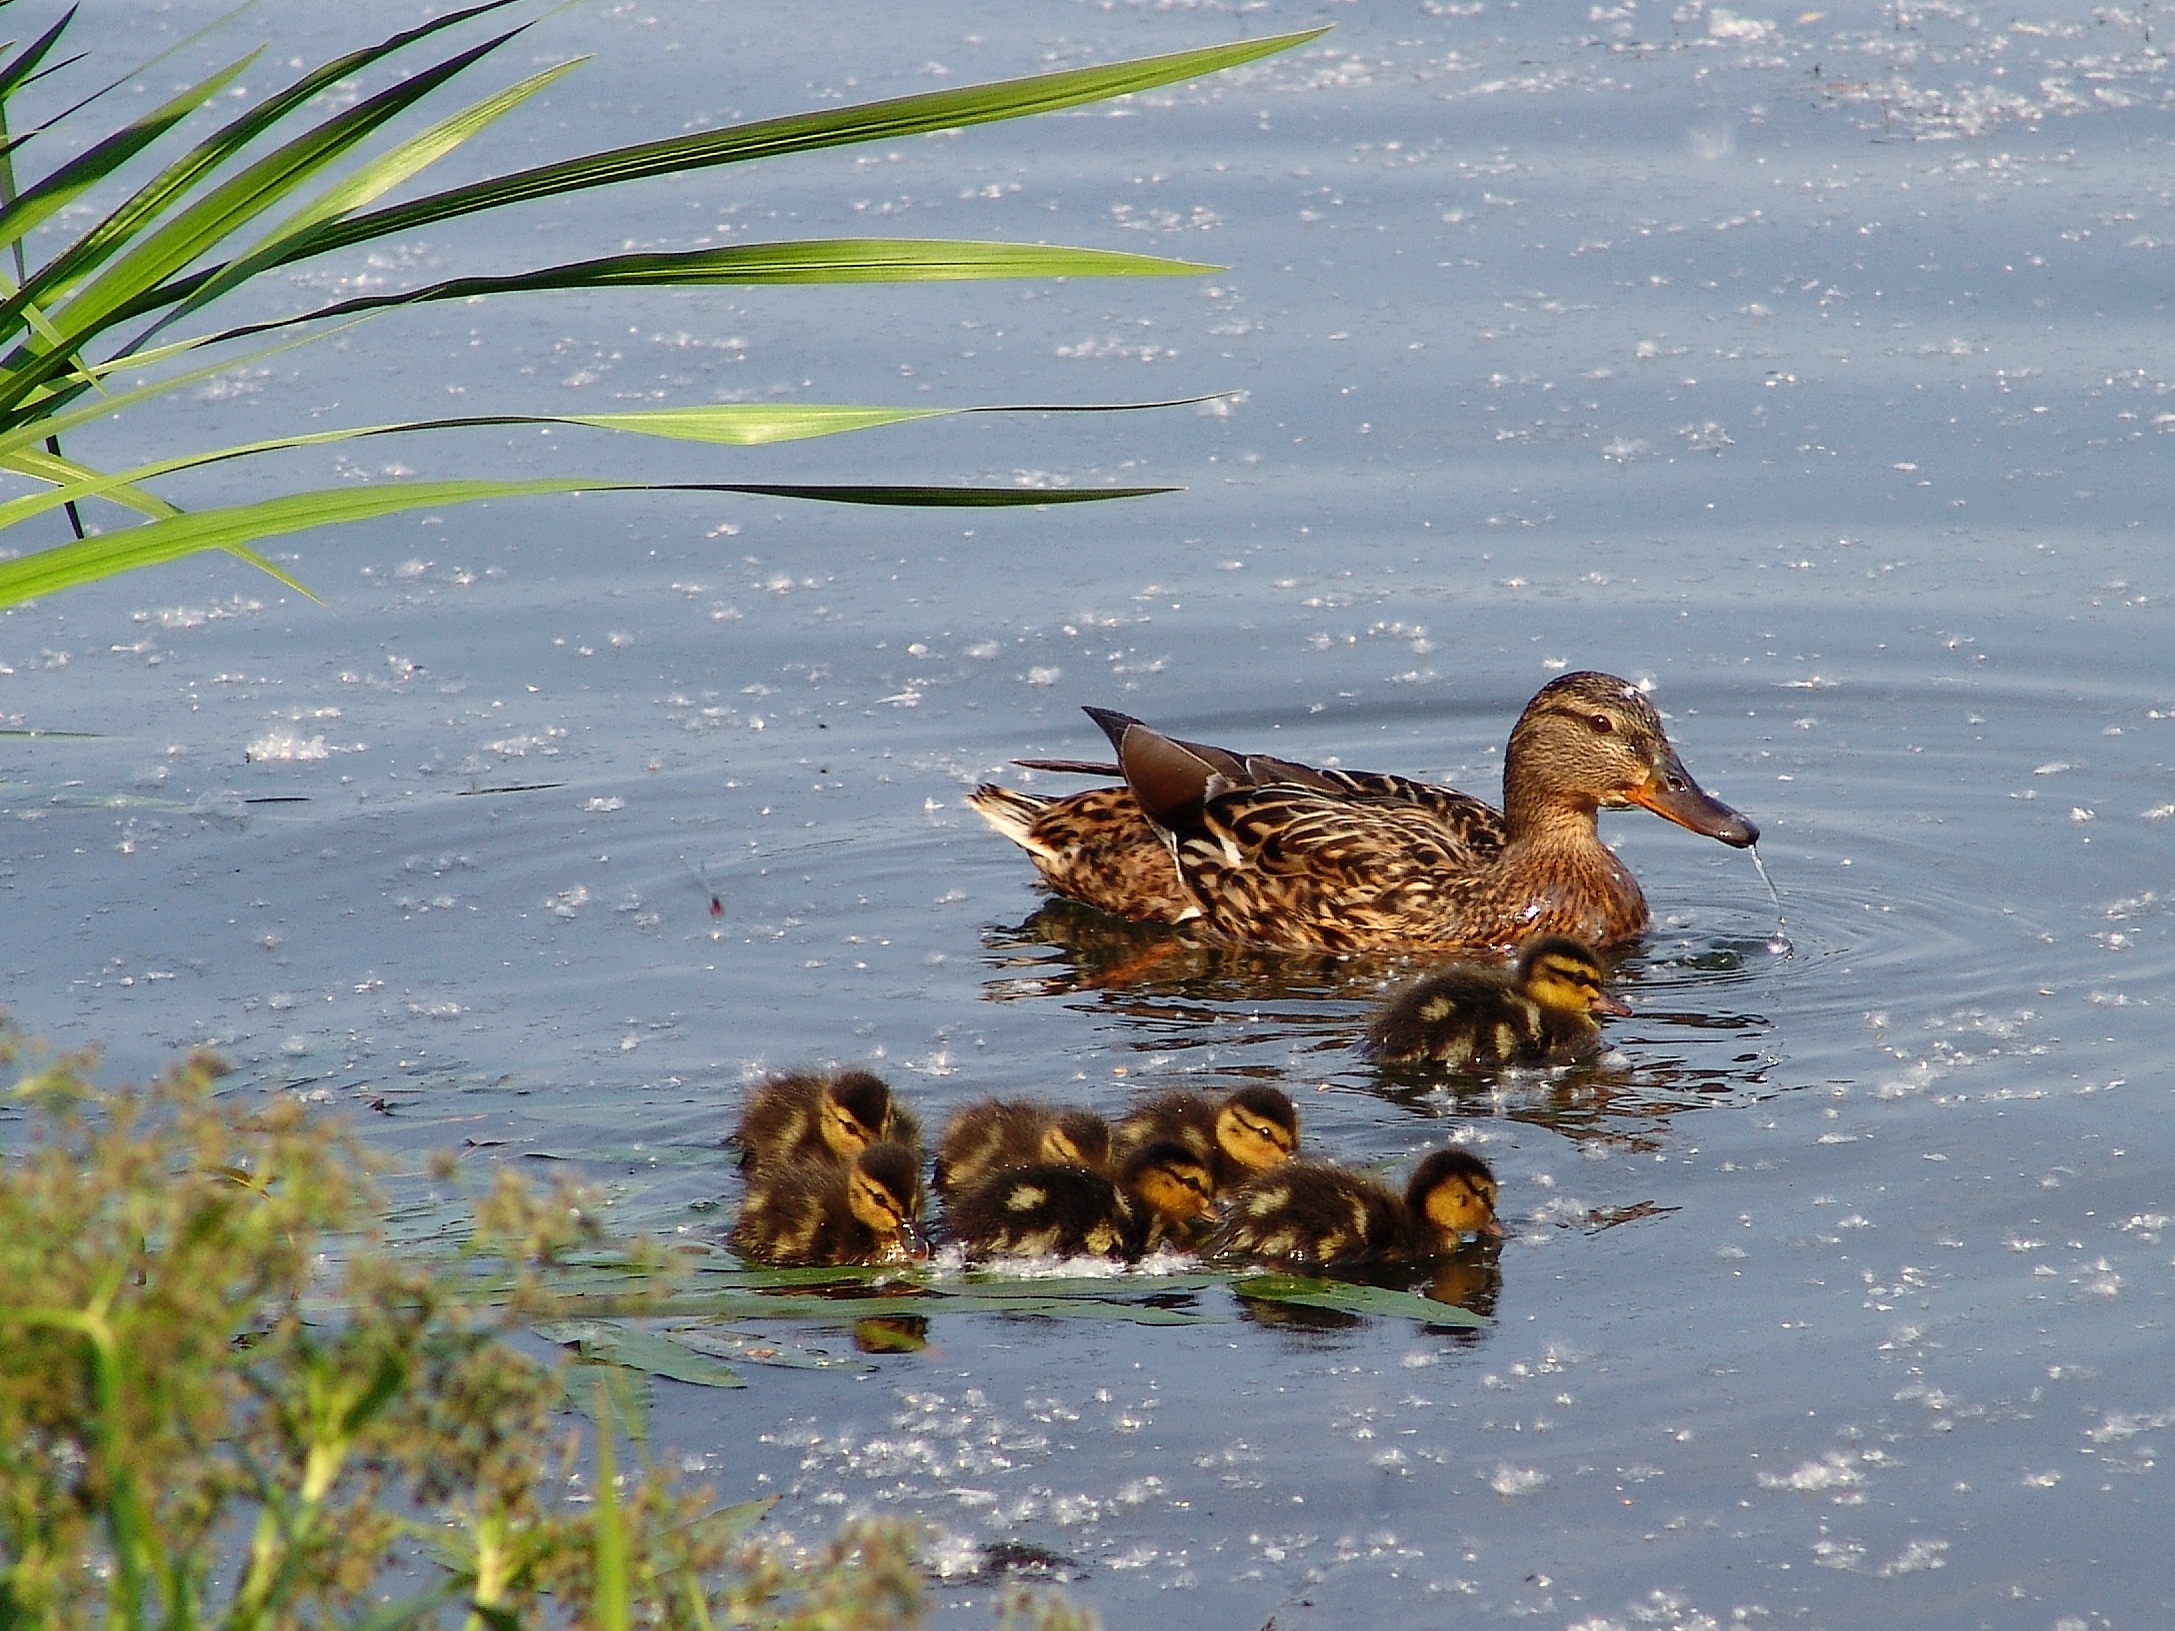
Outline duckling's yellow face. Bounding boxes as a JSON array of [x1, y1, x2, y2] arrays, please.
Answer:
[[1215, 1102, 1297, 1173], [1523, 948, 1619, 1016], [820, 1100, 878, 1160], [847, 1168, 926, 1258], [1132, 1157, 1217, 1226], [1420, 1168, 1502, 1242]]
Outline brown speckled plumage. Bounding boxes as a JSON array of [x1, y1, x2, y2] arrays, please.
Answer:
[[965, 783, 1192, 920], [729, 1142, 926, 1266], [729, 1069, 922, 1175], [1109, 1085, 1298, 1196], [1205, 1149, 1501, 1268], [943, 1139, 1215, 1260], [1363, 935, 1626, 1066], [933, 1099, 1112, 1200], [970, 673, 1756, 951]]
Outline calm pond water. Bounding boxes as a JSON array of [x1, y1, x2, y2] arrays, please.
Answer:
[[5, 0, 2175, 1625]]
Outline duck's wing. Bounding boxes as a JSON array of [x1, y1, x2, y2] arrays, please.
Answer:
[[1098, 710, 1505, 844], [1168, 785, 1510, 952]]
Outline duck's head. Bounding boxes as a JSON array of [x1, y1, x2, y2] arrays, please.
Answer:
[[1407, 1147, 1504, 1244], [1215, 1085, 1300, 1173], [1121, 1139, 1218, 1228], [847, 1142, 929, 1259], [1504, 672, 1757, 847], [1041, 1109, 1112, 1172], [1515, 934, 1632, 1017], [819, 1070, 896, 1160]]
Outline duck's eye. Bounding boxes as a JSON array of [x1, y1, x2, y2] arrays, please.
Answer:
[[1589, 714, 1614, 735]]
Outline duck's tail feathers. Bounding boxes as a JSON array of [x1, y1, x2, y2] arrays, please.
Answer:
[[969, 784, 1057, 856], [1013, 756, 1120, 776]]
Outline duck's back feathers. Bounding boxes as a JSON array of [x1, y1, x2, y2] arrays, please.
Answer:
[[933, 1098, 1112, 1199]]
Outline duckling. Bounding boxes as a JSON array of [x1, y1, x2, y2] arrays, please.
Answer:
[[1111, 1085, 1298, 1194], [729, 1068, 923, 1174], [728, 1142, 928, 1266], [1361, 935, 1630, 1066], [1205, 1148, 1502, 1269], [932, 1099, 1112, 1200], [946, 1139, 1216, 1260]]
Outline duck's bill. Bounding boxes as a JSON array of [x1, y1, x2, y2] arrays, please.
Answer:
[[1593, 992, 1634, 1018], [1473, 1216, 1508, 1241], [899, 1221, 933, 1260], [1629, 755, 1759, 847]]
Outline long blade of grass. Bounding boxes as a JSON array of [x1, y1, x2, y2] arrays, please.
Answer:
[[0, 395, 1211, 534], [0, 9, 78, 109], [16, 239, 1214, 421], [0, 1, 525, 345], [168, 237, 1217, 358], [2, 444, 178, 520], [0, 319, 360, 454], [137, 27, 1329, 305], [0, 50, 257, 270], [32, 27, 531, 374], [0, 477, 1174, 606], [591, 1377, 630, 1631], [164, 56, 588, 333]]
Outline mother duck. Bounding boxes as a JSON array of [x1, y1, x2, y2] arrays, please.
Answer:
[[969, 671, 1756, 952]]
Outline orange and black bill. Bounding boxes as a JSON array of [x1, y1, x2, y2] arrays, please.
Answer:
[[1629, 749, 1758, 847]]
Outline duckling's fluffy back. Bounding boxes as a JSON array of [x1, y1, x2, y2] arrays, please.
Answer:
[[944, 1162, 1137, 1259], [933, 1098, 1111, 1199], [1362, 963, 1599, 1066], [730, 1068, 922, 1173], [1204, 1160, 1406, 1269]]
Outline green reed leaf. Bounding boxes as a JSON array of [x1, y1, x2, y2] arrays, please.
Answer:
[[0, 477, 1172, 606]]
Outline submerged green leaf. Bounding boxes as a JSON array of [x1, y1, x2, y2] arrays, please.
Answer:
[[668, 1326, 872, 1372], [534, 1320, 748, 1389], [1230, 1273, 1490, 1328]]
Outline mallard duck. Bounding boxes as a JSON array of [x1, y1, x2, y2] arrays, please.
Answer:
[[1361, 934, 1629, 1066], [729, 1068, 922, 1174], [1110, 1085, 1298, 1194], [1205, 1148, 1502, 1268], [932, 1099, 1112, 1200], [728, 1142, 928, 1266], [945, 1139, 1216, 1260], [969, 671, 1757, 951]]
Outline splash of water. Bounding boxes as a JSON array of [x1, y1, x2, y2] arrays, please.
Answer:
[[1748, 844, 1792, 957]]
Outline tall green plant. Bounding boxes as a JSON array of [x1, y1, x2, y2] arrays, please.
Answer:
[[0, 1028, 1091, 1629], [0, 4, 1322, 607]]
